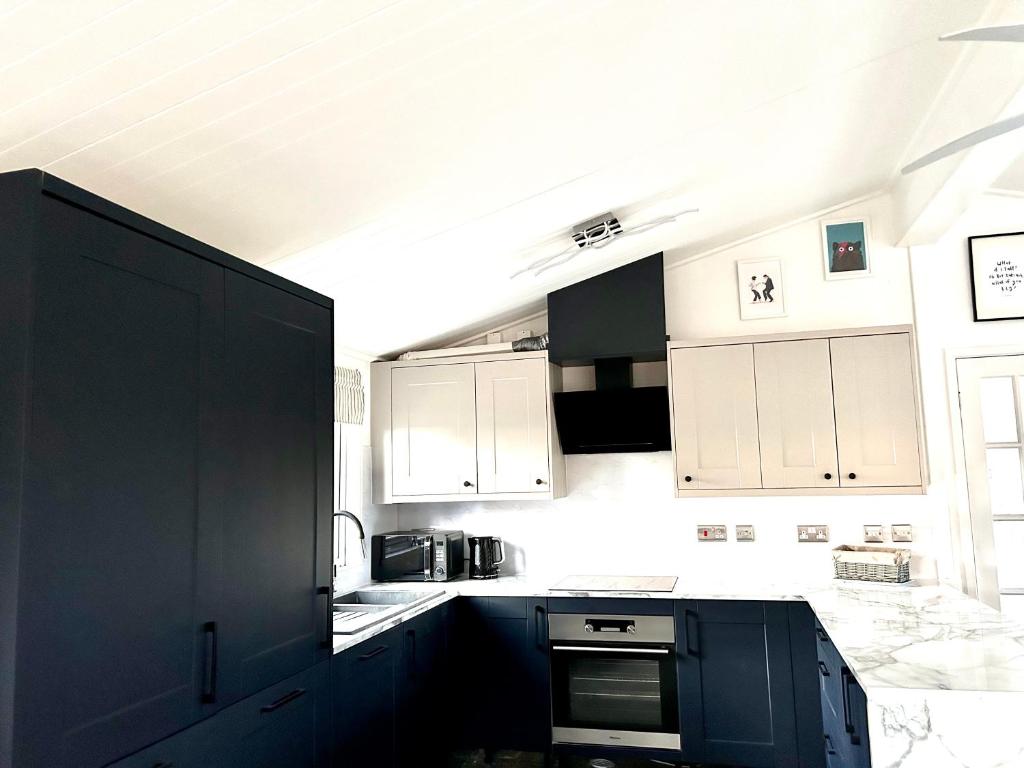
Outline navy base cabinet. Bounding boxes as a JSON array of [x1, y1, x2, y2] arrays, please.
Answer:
[[332, 629, 399, 768], [455, 597, 551, 755], [0, 170, 333, 768], [676, 600, 801, 768], [397, 603, 450, 768], [814, 619, 871, 768]]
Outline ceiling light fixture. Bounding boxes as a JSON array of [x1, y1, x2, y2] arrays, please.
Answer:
[[510, 207, 698, 279]]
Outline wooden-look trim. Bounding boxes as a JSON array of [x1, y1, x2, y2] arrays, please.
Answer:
[[23, 170, 333, 309], [674, 486, 925, 498], [668, 324, 914, 349]]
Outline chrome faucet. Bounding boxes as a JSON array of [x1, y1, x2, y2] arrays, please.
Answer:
[[333, 510, 366, 558]]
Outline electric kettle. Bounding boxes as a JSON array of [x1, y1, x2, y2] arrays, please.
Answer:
[[468, 536, 504, 579]]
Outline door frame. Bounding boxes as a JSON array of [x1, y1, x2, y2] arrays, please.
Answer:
[[945, 343, 1024, 599]]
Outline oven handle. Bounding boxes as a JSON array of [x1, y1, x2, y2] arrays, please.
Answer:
[[551, 645, 671, 654]]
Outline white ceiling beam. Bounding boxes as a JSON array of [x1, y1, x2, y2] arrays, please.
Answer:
[[890, 1, 1024, 246]]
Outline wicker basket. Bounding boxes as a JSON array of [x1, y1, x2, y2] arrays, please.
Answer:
[[832, 545, 911, 584]]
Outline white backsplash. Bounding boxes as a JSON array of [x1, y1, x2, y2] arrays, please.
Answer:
[[397, 452, 941, 584]]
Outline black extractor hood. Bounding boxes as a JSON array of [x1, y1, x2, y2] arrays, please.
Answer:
[[547, 253, 671, 454]]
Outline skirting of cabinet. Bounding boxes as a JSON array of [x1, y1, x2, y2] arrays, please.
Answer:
[[675, 485, 924, 498]]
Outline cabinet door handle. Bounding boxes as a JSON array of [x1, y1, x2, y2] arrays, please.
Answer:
[[359, 645, 388, 661], [260, 688, 307, 714], [848, 472, 857, 480], [535, 478, 546, 485], [318, 586, 332, 648], [152, 762, 175, 768], [201, 621, 217, 704], [683, 475, 693, 483], [683, 609, 700, 657], [841, 667, 861, 745], [824, 472, 833, 480], [463, 480, 473, 488], [406, 629, 417, 679], [818, 660, 830, 677], [534, 604, 547, 650], [824, 734, 836, 756], [816, 626, 830, 643]]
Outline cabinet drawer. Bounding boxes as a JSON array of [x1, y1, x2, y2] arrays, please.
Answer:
[[105, 726, 195, 768]]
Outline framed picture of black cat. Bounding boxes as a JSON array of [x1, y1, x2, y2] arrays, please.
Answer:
[[821, 218, 871, 280]]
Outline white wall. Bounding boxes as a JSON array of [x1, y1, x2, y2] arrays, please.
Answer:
[[332, 351, 398, 595], [909, 192, 1024, 593], [395, 194, 944, 584]]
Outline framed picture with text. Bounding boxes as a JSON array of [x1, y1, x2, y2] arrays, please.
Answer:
[[969, 232, 1024, 322]]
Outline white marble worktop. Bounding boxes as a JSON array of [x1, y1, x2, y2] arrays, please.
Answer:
[[335, 575, 1024, 767]]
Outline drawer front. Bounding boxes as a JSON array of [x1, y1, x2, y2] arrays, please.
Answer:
[[106, 728, 194, 768]]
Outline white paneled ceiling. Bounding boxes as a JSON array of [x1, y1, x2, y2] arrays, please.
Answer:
[[0, 0, 1000, 356]]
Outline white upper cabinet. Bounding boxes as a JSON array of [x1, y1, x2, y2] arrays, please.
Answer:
[[670, 327, 924, 496], [670, 344, 762, 490], [372, 352, 565, 503], [830, 333, 922, 488], [390, 363, 478, 497], [475, 358, 551, 494], [754, 339, 839, 489]]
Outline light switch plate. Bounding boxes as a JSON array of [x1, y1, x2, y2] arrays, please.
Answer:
[[697, 525, 727, 542], [735, 525, 755, 542], [892, 524, 913, 542], [863, 525, 884, 543], [798, 525, 830, 543]]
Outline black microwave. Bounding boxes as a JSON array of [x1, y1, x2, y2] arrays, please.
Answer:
[[370, 529, 465, 582]]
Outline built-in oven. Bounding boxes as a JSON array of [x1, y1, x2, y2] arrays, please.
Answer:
[[549, 613, 680, 751]]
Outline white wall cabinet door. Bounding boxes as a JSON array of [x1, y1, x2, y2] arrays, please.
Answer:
[[754, 339, 839, 488], [671, 344, 762, 490], [475, 358, 551, 494], [391, 363, 477, 496], [830, 333, 921, 487]]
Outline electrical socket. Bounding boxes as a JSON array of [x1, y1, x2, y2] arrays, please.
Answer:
[[892, 524, 913, 543], [735, 525, 755, 542], [863, 525, 884, 543], [697, 525, 727, 542], [797, 525, 830, 543]]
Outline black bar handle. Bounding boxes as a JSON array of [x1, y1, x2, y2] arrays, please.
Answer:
[[260, 687, 307, 714], [816, 626, 830, 643], [317, 586, 331, 648], [201, 621, 217, 704], [406, 629, 417, 680], [152, 763, 175, 768], [684, 609, 700, 657], [534, 604, 546, 650], [824, 734, 836, 756], [359, 645, 388, 661], [841, 667, 860, 744], [818, 660, 830, 677]]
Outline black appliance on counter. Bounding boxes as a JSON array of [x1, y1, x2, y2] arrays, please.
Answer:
[[467, 536, 504, 579], [547, 252, 671, 453], [370, 529, 465, 582], [549, 612, 680, 750]]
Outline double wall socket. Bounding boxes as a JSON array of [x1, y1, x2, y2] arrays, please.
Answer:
[[697, 525, 727, 541], [797, 525, 829, 543], [892, 524, 913, 542]]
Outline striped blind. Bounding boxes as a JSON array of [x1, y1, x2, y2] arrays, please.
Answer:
[[334, 367, 365, 424]]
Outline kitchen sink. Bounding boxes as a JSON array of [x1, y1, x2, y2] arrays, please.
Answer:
[[332, 589, 438, 635]]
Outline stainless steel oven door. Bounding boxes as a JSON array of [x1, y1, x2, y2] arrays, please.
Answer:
[[549, 615, 680, 751]]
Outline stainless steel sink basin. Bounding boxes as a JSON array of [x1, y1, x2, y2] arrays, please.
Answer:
[[332, 589, 438, 635]]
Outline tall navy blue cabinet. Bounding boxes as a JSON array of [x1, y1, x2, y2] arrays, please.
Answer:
[[0, 170, 334, 768]]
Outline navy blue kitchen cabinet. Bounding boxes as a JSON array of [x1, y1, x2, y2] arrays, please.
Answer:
[[0, 170, 334, 768], [788, 603, 827, 768], [332, 628, 400, 767], [814, 619, 870, 768], [216, 269, 334, 702], [397, 603, 450, 768], [455, 596, 551, 755], [676, 600, 801, 768]]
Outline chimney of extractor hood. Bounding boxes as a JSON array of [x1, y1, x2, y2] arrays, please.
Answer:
[[546, 253, 671, 454]]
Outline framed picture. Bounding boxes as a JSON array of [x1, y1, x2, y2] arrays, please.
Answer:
[[736, 258, 786, 320], [969, 232, 1024, 322], [821, 218, 871, 280]]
